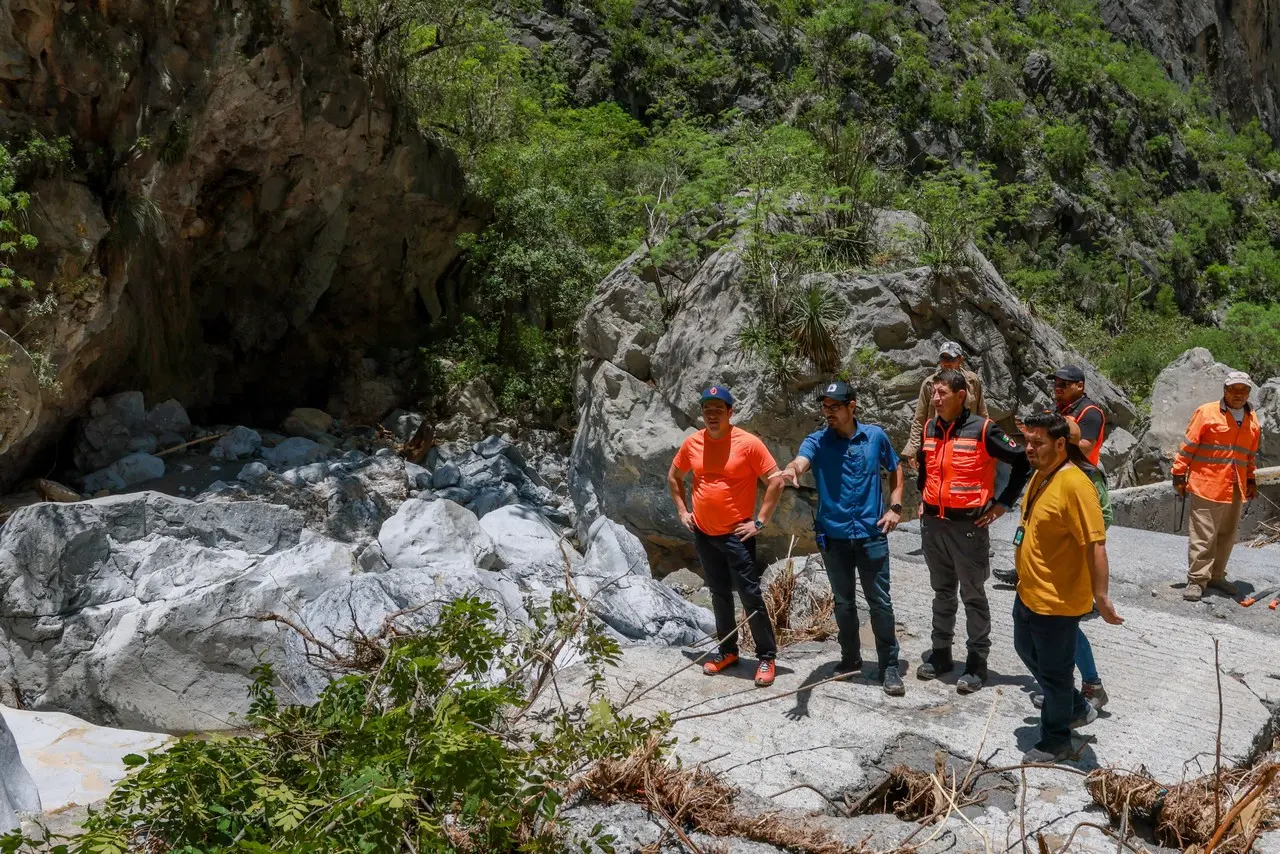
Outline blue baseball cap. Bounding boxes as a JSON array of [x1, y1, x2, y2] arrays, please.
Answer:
[[700, 385, 735, 407]]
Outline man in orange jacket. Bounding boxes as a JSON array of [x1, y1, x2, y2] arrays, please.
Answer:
[[1173, 371, 1261, 602]]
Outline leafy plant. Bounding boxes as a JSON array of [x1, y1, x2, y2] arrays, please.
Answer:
[[4, 592, 665, 853]]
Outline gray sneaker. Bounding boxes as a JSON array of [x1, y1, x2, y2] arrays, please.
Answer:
[[1031, 692, 1044, 709], [1069, 705, 1099, 729], [956, 670, 984, 694], [882, 665, 905, 697], [1082, 681, 1108, 710], [1183, 584, 1204, 602]]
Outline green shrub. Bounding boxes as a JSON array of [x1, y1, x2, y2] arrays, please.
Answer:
[[4, 595, 661, 853], [1042, 120, 1090, 180], [905, 168, 1000, 270]]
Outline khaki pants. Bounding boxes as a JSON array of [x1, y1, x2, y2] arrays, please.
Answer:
[[1186, 486, 1243, 587]]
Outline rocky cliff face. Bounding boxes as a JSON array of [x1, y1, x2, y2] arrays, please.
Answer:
[[1102, 0, 1280, 136], [0, 0, 480, 488]]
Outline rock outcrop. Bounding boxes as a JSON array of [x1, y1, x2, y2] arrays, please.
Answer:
[[571, 213, 1138, 564], [0, 0, 482, 489], [0, 713, 41, 833], [0, 474, 710, 730], [1100, 0, 1280, 137]]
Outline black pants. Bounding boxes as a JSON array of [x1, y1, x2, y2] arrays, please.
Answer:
[[922, 515, 991, 657], [693, 527, 777, 660], [1012, 595, 1089, 752]]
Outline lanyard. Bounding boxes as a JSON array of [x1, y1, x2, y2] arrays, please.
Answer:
[[1021, 460, 1070, 523]]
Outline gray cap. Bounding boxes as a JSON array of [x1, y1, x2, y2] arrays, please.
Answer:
[[939, 341, 963, 358], [1224, 370, 1254, 390]]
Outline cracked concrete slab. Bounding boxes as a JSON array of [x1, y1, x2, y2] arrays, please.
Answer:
[[560, 518, 1280, 852]]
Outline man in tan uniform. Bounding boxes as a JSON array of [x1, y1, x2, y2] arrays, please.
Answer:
[[902, 341, 988, 468]]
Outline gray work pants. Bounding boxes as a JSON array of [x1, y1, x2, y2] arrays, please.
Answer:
[[922, 515, 991, 657]]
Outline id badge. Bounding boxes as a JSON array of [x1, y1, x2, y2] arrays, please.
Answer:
[[1013, 526, 1025, 546]]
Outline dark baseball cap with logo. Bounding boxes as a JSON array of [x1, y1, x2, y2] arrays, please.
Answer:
[[700, 385, 735, 407], [1051, 365, 1086, 383], [816, 380, 856, 403]]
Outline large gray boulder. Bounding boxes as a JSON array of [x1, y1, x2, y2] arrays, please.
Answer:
[[576, 514, 714, 645], [570, 212, 1137, 562], [378, 498, 499, 571], [0, 714, 41, 833], [1128, 348, 1264, 483], [0, 493, 352, 731]]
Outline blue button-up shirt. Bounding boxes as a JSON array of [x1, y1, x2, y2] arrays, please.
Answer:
[[798, 422, 899, 540]]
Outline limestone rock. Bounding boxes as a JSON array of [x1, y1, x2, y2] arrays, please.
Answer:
[[1256, 377, 1280, 468], [386, 410, 426, 443], [82, 452, 165, 493], [432, 461, 462, 489], [144, 400, 192, 437], [378, 498, 499, 571], [469, 482, 521, 518], [2, 705, 168, 815], [211, 426, 262, 461], [456, 377, 500, 424], [282, 408, 335, 440], [262, 437, 323, 468], [479, 504, 578, 593], [0, 713, 41, 833], [1100, 426, 1138, 478]]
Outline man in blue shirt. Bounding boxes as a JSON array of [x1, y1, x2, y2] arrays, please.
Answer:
[[779, 380, 906, 696]]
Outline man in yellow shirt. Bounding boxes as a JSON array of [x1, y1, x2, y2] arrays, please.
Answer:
[[1013, 411, 1123, 763]]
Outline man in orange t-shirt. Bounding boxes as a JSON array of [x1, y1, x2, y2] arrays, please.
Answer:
[[668, 385, 784, 687]]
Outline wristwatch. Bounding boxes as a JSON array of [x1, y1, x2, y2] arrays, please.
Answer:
[[754, 519, 765, 530], [889, 504, 902, 514]]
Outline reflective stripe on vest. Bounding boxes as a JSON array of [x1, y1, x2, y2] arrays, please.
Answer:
[[922, 414, 997, 514], [1177, 403, 1261, 502]]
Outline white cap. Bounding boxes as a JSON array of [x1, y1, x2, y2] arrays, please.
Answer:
[[1224, 370, 1254, 390], [939, 341, 963, 358]]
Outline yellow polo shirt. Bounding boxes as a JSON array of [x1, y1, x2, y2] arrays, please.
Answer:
[[1015, 465, 1107, 616]]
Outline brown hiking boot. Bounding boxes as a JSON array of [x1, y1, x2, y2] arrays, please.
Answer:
[[703, 652, 739, 675], [1207, 578, 1238, 596], [1183, 584, 1203, 602], [754, 659, 776, 687]]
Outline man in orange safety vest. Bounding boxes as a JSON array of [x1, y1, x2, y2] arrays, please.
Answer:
[[1172, 371, 1261, 602]]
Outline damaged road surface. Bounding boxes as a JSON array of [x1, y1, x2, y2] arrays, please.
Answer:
[[558, 517, 1280, 853]]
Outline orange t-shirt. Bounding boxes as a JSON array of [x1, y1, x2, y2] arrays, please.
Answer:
[[673, 426, 777, 536]]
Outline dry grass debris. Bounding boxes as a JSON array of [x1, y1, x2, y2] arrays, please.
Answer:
[[742, 554, 837, 654], [572, 736, 890, 854], [1086, 762, 1279, 854]]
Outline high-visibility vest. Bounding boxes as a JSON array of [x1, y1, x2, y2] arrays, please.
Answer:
[[922, 411, 997, 515], [1171, 401, 1260, 503], [1059, 396, 1105, 467]]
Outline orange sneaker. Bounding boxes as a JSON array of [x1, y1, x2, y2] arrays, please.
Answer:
[[702, 652, 739, 675], [754, 659, 776, 687]]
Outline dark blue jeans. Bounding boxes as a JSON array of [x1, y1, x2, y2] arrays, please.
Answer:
[[693, 528, 777, 659], [1013, 595, 1090, 751], [822, 534, 900, 671]]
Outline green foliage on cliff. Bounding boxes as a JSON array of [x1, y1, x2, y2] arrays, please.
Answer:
[[340, 0, 1280, 411], [3, 595, 663, 853]]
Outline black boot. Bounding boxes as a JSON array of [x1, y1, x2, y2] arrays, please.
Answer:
[[957, 651, 988, 694], [917, 648, 954, 680]]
